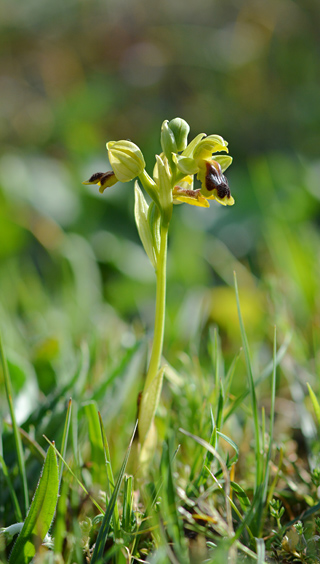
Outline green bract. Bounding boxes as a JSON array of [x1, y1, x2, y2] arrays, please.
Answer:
[[155, 154, 173, 226], [134, 182, 158, 269]]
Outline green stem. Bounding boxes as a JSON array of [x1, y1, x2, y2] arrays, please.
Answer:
[[144, 221, 168, 391]]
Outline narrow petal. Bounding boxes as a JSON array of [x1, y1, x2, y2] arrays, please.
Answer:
[[181, 133, 206, 158], [193, 135, 229, 163], [173, 187, 210, 208], [179, 175, 193, 187]]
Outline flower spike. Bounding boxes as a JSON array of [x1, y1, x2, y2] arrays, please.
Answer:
[[83, 118, 234, 210], [83, 118, 235, 465]]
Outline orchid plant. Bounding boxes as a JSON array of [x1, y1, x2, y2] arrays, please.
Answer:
[[83, 118, 234, 460]]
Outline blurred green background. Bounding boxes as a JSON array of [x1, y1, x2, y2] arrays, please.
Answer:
[[1, 0, 320, 433]]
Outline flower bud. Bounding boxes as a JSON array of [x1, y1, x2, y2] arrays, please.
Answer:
[[107, 140, 145, 183], [160, 120, 177, 162], [168, 118, 190, 152]]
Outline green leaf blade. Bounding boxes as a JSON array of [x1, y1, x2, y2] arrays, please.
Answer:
[[0, 333, 29, 516], [230, 481, 251, 513], [307, 382, 320, 426], [90, 423, 137, 564], [9, 444, 59, 564], [84, 401, 107, 484]]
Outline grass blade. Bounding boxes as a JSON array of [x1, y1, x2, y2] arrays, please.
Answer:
[[216, 385, 224, 430], [122, 475, 133, 531], [307, 382, 320, 426], [0, 453, 22, 522], [224, 333, 290, 423], [58, 398, 72, 484], [43, 436, 105, 514], [179, 427, 233, 538], [234, 272, 262, 490], [92, 341, 141, 401], [53, 476, 68, 557], [160, 436, 189, 563], [83, 401, 107, 484], [224, 349, 241, 401], [98, 411, 115, 497], [90, 421, 138, 564], [230, 481, 251, 514], [217, 431, 239, 461], [9, 444, 59, 564], [0, 333, 29, 516], [98, 411, 121, 537], [262, 327, 277, 505]]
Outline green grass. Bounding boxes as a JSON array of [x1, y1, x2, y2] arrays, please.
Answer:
[[1, 293, 319, 563], [1, 153, 320, 563]]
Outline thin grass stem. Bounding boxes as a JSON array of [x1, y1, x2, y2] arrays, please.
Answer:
[[234, 272, 262, 491]]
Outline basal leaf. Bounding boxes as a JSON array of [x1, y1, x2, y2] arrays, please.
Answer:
[[9, 444, 59, 564]]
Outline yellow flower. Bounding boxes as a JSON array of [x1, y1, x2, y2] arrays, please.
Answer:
[[173, 134, 235, 207], [172, 159, 234, 208], [83, 139, 146, 194]]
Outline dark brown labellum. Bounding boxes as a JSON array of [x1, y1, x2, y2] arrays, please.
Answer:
[[205, 161, 231, 199]]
